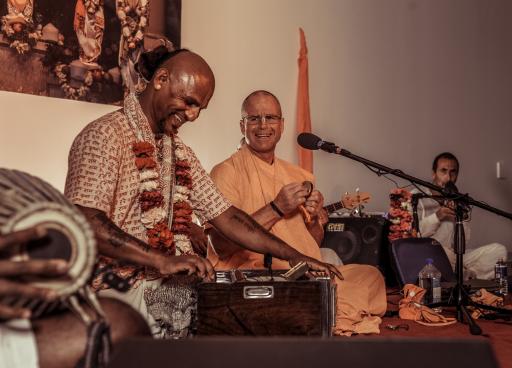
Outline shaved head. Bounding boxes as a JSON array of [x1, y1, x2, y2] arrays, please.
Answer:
[[239, 90, 284, 164], [241, 90, 281, 117], [139, 49, 216, 135], [157, 51, 215, 92]]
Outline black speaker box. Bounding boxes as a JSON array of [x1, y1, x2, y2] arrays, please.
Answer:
[[321, 216, 388, 267], [108, 337, 498, 368]]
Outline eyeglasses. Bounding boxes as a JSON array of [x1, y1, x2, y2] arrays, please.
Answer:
[[242, 114, 283, 125]]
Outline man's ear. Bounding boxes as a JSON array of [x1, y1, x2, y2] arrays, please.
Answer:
[[239, 120, 245, 136], [153, 68, 169, 88]]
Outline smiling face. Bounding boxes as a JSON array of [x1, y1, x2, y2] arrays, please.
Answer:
[[149, 52, 215, 135], [240, 92, 284, 164]]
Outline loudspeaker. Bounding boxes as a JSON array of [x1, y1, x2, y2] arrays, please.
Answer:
[[321, 216, 388, 266], [108, 337, 498, 368]]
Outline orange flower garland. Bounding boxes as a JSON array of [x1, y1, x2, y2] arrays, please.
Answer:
[[133, 138, 194, 256], [170, 140, 193, 254], [388, 188, 417, 242], [133, 141, 175, 254]]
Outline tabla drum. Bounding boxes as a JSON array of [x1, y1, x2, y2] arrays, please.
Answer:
[[0, 169, 96, 317]]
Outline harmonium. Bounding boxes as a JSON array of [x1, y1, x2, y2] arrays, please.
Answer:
[[196, 263, 337, 337]]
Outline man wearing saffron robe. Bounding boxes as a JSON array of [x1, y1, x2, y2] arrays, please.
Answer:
[[65, 48, 340, 338], [208, 90, 387, 335]]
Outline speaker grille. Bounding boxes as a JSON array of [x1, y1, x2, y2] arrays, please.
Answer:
[[321, 216, 388, 267]]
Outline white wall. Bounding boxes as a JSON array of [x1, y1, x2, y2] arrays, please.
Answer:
[[0, 92, 118, 192], [1, 0, 511, 249], [180, 0, 512, 249]]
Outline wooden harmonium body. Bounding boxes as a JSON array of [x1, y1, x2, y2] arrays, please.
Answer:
[[196, 268, 336, 337]]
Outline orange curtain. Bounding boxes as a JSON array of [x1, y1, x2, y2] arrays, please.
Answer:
[[296, 28, 313, 173]]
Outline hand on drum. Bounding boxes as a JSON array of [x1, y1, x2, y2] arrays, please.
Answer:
[[0, 226, 68, 320]]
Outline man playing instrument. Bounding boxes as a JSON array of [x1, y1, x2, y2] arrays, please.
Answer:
[[207, 90, 387, 336], [65, 48, 340, 338]]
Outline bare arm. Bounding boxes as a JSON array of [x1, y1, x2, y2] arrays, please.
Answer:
[[207, 203, 282, 260], [209, 184, 324, 257], [210, 206, 342, 278], [77, 205, 214, 280], [78, 205, 161, 268]]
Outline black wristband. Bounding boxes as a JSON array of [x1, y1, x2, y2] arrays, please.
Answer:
[[270, 201, 284, 218]]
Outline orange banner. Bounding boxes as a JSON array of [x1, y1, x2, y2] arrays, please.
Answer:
[[296, 28, 313, 173]]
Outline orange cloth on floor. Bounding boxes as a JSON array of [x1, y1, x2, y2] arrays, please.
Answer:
[[209, 145, 387, 335], [470, 288, 506, 319], [399, 284, 456, 327]]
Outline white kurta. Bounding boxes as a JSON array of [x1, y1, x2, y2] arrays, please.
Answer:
[[413, 187, 507, 280]]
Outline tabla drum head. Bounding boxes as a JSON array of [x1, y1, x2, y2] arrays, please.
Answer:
[[4, 202, 96, 297], [0, 169, 97, 315]]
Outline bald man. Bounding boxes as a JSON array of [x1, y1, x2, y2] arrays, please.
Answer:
[[208, 90, 387, 336], [65, 49, 340, 338]]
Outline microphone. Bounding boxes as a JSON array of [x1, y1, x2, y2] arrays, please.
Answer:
[[297, 133, 339, 153], [444, 181, 471, 214], [444, 181, 459, 194]]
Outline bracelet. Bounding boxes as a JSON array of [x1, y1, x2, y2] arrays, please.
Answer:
[[270, 201, 284, 218]]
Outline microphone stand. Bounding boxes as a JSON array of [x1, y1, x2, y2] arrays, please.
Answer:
[[319, 143, 512, 335]]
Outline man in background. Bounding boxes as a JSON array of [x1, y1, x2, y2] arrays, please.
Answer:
[[415, 152, 507, 279]]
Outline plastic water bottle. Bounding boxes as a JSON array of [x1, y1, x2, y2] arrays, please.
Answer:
[[418, 258, 442, 312], [495, 258, 508, 296]]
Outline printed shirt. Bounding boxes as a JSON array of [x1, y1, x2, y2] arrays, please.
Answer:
[[65, 109, 231, 288]]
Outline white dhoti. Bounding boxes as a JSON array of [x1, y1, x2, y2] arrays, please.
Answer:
[[444, 242, 508, 280], [99, 277, 196, 339], [0, 319, 38, 368]]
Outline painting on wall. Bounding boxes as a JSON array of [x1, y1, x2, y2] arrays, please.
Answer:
[[0, 0, 181, 105]]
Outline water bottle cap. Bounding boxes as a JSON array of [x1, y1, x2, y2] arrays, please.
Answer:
[[426, 258, 434, 264]]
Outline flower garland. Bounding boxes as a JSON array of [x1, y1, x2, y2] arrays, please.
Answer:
[[54, 62, 94, 100], [1, 18, 41, 54], [388, 188, 417, 242], [133, 141, 173, 252], [1, 0, 41, 54], [116, 0, 149, 58], [133, 138, 193, 256], [171, 142, 193, 254], [84, 0, 103, 14]]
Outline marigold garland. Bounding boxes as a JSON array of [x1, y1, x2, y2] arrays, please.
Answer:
[[54, 62, 95, 100], [133, 138, 194, 256], [388, 188, 417, 242]]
